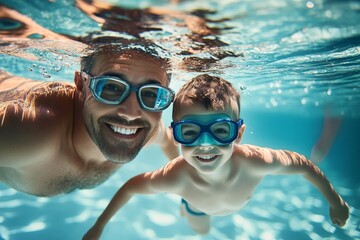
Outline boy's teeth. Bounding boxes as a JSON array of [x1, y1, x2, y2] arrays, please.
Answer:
[[110, 125, 138, 135], [198, 155, 216, 160]]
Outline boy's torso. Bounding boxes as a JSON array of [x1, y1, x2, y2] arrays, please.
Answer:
[[177, 149, 264, 216]]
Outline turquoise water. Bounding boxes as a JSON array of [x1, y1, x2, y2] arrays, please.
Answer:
[[0, 0, 359, 239]]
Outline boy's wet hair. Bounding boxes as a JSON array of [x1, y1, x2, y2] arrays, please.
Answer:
[[80, 38, 172, 82], [173, 74, 240, 119]]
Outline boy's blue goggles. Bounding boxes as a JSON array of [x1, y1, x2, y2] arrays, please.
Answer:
[[81, 72, 175, 112], [171, 118, 244, 146]]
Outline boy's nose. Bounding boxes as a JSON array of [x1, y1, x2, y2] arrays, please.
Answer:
[[199, 145, 214, 150], [197, 133, 215, 148]]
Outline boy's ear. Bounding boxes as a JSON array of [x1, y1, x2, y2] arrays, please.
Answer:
[[74, 71, 84, 91], [235, 124, 246, 144]]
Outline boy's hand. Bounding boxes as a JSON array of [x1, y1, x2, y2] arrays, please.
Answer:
[[329, 199, 349, 227], [82, 226, 103, 240]]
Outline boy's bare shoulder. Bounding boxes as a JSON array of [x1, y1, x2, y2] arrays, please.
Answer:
[[153, 156, 189, 178], [233, 144, 274, 165], [145, 157, 190, 193]]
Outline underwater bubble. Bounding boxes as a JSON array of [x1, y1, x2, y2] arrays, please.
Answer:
[[326, 88, 332, 96], [42, 74, 51, 78], [306, 1, 315, 9], [270, 98, 278, 107], [27, 33, 45, 39], [239, 85, 247, 91]]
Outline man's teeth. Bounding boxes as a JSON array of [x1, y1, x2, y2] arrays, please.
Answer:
[[198, 155, 216, 160], [110, 126, 138, 135]]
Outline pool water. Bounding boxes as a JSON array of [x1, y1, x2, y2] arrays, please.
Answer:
[[0, 0, 359, 239]]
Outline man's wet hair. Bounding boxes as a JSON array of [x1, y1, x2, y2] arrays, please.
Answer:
[[81, 38, 172, 81]]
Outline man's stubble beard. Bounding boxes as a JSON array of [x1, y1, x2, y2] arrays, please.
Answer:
[[82, 108, 158, 164]]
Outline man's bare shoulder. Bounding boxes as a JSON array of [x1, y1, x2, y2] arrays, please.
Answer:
[[0, 72, 75, 121], [0, 73, 76, 167]]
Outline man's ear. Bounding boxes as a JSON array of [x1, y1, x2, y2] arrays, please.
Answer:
[[235, 124, 246, 144], [74, 71, 84, 91]]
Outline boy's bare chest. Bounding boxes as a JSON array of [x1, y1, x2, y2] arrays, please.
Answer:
[[181, 173, 263, 215]]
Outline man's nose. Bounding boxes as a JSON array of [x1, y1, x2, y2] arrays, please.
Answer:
[[116, 92, 141, 119]]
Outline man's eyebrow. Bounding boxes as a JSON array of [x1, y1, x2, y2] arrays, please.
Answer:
[[100, 72, 128, 80], [100, 72, 162, 84]]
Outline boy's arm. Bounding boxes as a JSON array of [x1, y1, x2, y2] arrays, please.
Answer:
[[241, 144, 349, 227], [83, 173, 157, 240], [83, 163, 182, 240]]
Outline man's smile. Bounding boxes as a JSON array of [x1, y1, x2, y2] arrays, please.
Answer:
[[109, 124, 138, 135]]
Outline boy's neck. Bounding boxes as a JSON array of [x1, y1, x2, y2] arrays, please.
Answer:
[[193, 156, 234, 184]]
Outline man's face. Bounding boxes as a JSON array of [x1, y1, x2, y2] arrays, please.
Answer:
[[81, 51, 169, 164]]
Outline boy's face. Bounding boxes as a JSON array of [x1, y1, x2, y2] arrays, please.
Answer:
[[174, 102, 241, 174]]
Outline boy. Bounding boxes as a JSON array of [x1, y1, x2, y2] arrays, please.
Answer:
[[83, 74, 349, 239]]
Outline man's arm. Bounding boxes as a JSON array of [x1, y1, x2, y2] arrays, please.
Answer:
[[240, 144, 349, 227], [146, 119, 180, 160]]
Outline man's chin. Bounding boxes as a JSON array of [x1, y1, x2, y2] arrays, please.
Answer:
[[106, 156, 135, 164], [100, 141, 145, 164]]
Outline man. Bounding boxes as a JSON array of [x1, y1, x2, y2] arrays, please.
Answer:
[[0, 43, 178, 197]]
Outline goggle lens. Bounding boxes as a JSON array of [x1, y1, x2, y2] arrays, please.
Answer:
[[96, 79, 128, 102], [172, 119, 243, 145], [139, 86, 174, 109], [87, 74, 174, 112]]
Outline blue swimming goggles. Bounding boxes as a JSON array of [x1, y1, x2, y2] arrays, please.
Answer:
[[171, 118, 244, 146], [81, 72, 175, 112]]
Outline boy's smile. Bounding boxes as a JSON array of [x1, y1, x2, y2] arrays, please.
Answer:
[[175, 103, 240, 174]]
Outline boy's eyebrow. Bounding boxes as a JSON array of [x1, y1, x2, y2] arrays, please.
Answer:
[[100, 72, 161, 84]]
